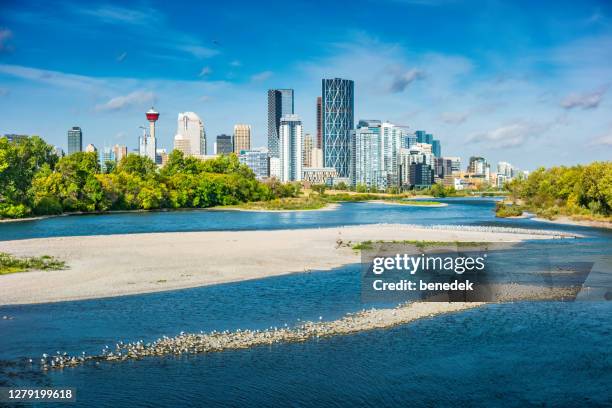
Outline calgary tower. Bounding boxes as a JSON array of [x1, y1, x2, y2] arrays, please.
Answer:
[[146, 107, 160, 140], [139, 107, 159, 162]]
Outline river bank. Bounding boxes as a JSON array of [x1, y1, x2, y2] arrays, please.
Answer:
[[533, 216, 612, 230], [0, 224, 576, 305]]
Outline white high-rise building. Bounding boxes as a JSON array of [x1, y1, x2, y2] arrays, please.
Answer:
[[497, 161, 515, 178], [173, 112, 206, 156], [352, 120, 404, 189], [279, 114, 303, 182]]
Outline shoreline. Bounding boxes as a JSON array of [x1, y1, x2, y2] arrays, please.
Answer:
[[0, 224, 577, 306], [532, 216, 612, 230], [211, 202, 340, 213], [367, 200, 448, 207]]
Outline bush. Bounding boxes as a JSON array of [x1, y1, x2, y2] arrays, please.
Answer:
[[0, 203, 31, 218], [495, 202, 524, 218], [34, 196, 63, 215]]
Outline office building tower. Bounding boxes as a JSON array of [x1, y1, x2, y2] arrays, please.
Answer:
[[239, 149, 269, 179], [174, 112, 206, 156], [215, 134, 233, 155], [279, 114, 303, 182], [316, 96, 322, 148], [322, 78, 354, 178], [445, 156, 461, 173], [100, 146, 115, 172], [409, 162, 434, 188], [311, 147, 323, 168], [401, 132, 417, 149], [67, 127, 82, 154], [497, 161, 515, 178], [85, 143, 97, 153], [303, 133, 314, 168], [113, 144, 128, 162], [432, 139, 441, 157], [156, 148, 168, 166], [415, 130, 435, 145], [434, 157, 452, 178], [269, 157, 281, 179], [267, 89, 294, 157], [468, 156, 488, 175], [352, 120, 403, 189], [233, 124, 251, 154]]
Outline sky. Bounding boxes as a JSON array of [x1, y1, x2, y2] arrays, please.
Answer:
[[0, 0, 611, 170]]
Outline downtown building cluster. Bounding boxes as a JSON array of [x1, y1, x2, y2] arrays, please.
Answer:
[[6, 77, 527, 190]]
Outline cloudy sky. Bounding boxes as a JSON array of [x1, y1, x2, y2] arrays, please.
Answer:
[[0, 0, 611, 169]]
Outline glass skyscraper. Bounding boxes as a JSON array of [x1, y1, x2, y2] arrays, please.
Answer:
[[267, 89, 294, 158], [67, 126, 82, 154], [322, 78, 354, 178]]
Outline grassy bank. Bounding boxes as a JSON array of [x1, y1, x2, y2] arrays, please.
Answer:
[[0, 252, 65, 275], [230, 196, 329, 211], [351, 240, 488, 251]]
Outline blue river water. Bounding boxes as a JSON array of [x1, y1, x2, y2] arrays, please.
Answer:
[[0, 199, 610, 407]]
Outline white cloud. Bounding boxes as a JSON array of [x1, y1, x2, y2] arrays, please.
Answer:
[[589, 131, 612, 147], [0, 64, 104, 90], [561, 87, 607, 109], [178, 45, 220, 59], [250, 71, 272, 82], [467, 122, 549, 148], [230, 60, 242, 67], [73, 5, 160, 25], [440, 111, 468, 124], [95, 90, 156, 112]]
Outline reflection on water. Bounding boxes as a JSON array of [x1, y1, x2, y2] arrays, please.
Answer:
[[0, 199, 610, 407]]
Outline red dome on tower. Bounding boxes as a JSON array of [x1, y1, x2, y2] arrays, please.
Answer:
[[146, 107, 159, 122]]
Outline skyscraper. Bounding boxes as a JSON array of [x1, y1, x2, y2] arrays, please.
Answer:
[[215, 134, 233, 155], [67, 126, 82, 154], [113, 144, 128, 162], [303, 133, 314, 168], [174, 112, 206, 156], [279, 114, 303, 182], [316, 96, 322, 149], [432, 139, 441, 157], [233, 124, 251, 154], [322, 78, 354, 178], [267, 89, 294, 158], [352, 120, 403, 189]]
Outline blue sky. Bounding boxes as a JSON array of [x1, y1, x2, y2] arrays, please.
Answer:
[[0, 0, 611, 169]]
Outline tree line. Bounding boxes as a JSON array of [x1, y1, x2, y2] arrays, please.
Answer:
[[503, 162, 611, 219], [0, 136, 299, 218]]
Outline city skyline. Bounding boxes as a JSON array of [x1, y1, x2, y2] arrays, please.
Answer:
[[0, 0, 611, 170]]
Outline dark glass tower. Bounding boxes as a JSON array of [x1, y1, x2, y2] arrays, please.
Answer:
[[267, 89, 294, 157], [322, 78, 354, 178], [67, 126, 82, 154]]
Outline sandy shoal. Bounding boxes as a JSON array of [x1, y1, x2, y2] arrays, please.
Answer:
[[0, 224, 565, 305]]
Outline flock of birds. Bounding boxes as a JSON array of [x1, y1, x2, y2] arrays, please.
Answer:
[[36, 313, 369, 371]]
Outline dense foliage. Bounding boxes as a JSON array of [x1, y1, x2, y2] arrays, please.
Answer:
[[504, 162, 612, 219], [0, 136, 299, 218]]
